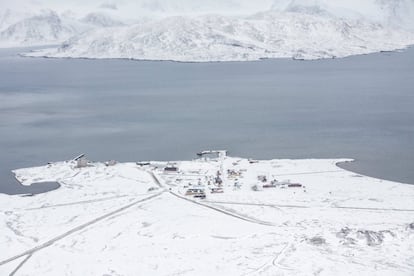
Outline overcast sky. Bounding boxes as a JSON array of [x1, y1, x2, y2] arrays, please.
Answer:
[[0, 0, 275, 17], [1, 0, 413, 28]]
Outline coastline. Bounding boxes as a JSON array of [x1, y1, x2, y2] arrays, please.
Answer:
[[2, 155, 413, 275], [19, 44, 414, 63], [5, 156, 412, 197]]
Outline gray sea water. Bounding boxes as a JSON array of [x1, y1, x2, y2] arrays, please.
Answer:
[[0, 47, 413, 194]]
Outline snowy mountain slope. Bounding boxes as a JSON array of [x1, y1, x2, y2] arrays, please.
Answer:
[[131, 0, 274, 16], [81, 12, 124, 27], [25, 11, 414, 61], [0, 9, 27, 32], [0, 12, 77, 45], [272, 0, 414, 29], [0, 9, 125, 48]]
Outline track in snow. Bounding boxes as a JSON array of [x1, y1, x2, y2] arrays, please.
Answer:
[[272, 170, 343, 177], [205, 200, 309, 209], [24, 194, 132, 210], [0, 191, 164, 267], [170, 190, 274, 226], [205, 201, 414, 212], [150, 171, 274, 226], [9, 254, 32, 276]]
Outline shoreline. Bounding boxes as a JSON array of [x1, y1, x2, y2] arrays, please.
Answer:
[[1, 45, 414, 193], [5, 155, 413, 197], [15, 44, 414, 64], [336, 160, 414, 186], [3, 154, 414, 275]]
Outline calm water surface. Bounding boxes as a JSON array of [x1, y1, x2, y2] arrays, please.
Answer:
[[0, 47, 413, 194]]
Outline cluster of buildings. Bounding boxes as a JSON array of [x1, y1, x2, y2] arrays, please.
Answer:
[[156, 150, 304, 200], [71, 151, 304, 200]]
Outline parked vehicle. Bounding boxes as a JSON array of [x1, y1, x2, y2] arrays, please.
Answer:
[[211, 187, 224, 193], [288, 183, 302, 188], [193, 193, 206, 199], [185, 188, 204, 196]]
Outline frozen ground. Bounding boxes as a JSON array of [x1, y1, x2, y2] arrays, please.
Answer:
[[1, 154, 413, 275]]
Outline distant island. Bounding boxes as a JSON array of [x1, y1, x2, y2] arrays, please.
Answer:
[[2, 1, 414, 62]]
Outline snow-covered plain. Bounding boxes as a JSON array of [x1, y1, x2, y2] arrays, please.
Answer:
[[2, 0, 414, 61], [1, 154, 413, 275]]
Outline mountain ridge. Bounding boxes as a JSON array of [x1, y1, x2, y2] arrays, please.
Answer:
[[1, 1, 414, 61]]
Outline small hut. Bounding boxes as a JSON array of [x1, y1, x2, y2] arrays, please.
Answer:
[[105, 160, 117, 166], [164, 163, 179, 172], [76, 157, 88, 168]]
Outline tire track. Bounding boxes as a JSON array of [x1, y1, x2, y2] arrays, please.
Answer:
[[150, 171, 274, 226], [9, 254, 32, 276], [205, 200, 308, 209], [0, 191, 164, 267], [25, 195, 131, 210], [206, 200, 414, 212], [272, 170, 343, 177]]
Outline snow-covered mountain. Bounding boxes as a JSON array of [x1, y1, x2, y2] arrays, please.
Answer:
[[0, 11, 80, 47], [0, 9, 25, 31], [272, 0, 414, 29], [81, 12, 124, 27], [0, 9, 124, 48], [25, 10, 414, 62], [2, 0, 414, 61]]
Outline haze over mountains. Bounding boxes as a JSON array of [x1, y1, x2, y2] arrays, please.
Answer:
[[1, 0, 414, 61]]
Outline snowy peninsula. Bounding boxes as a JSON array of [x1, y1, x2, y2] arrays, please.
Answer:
[[2, 0, 414, 61], [1, 152, 413, 275]]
